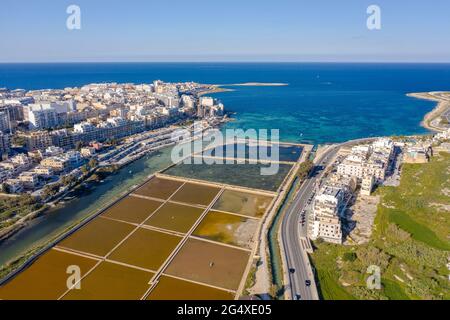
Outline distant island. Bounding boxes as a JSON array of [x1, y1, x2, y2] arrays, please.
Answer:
[[201, 82, 289, 96], [222, 82, 289, 87]]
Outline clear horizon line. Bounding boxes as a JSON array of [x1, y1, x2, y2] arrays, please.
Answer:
[[1, 60, 450, 64]]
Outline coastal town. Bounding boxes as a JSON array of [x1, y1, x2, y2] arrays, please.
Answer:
[[305, 91, 450, 246], [274, 91, 450, 301], [307, 131, 449, 245], [0, 81, 228, 237]]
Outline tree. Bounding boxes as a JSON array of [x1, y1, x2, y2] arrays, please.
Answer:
[[297, 160, 314, 180], [42, 184, 59, 199], [61, 175, 74, 186], [81, 165, 89, 175], [343, 252, 357, 262], [88, 158, 98, 169], [75, 141, 83, 151]]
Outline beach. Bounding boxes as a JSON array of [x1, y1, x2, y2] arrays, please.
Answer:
[[408, 92, 450, 133]]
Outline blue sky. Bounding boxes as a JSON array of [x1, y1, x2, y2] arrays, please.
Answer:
[[0, 0, 449, 62]]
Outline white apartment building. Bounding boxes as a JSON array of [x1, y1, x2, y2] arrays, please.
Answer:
[[23, 131, 53, 151], [11, 154, 31, 166], [33, 166, 54, 178], [26, 103, 58, 129], [4, 179, 24, 193], [26, 101, 76, 129], [361, 174, 375, 196], [181, 95, 195, 109], [0, 132, 11, 156], [18, 172, 39, 189], [41, 150, 83, 172], [74, 121, 96, 133], [0, 110, 10, 133], [45, 146, 64, 156], [310, 186, 346, 244], [0, 167, 12, 183], [80, 147, 95, 157], [337, 139, 393, 183], [200, 96, 214, 107], [337, 157, 387, 182]]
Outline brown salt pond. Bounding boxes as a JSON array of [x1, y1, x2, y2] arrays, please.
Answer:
[[144, 202, 205, 234], [133, 176, 183, 200], [164, 238, 250, 291], [212, 190, 273, 218], [193, 210, 258, 249], [57, 217, 135, 257], [170, 182, 221, 206], [62, 261, 153, 300], [101, 196, 163, 224], [0, 249, 98, 300], [108, 228, 182, 271], [146, 275, 235, 300]]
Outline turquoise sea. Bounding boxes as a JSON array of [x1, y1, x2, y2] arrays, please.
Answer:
[[1, 63, 450, 143]]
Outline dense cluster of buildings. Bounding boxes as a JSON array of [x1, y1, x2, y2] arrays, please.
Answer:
[[0, 81, 225, 194], [337, 139, 395, 185], [0, 149, 86, 194], [309, 138, 395, 244]]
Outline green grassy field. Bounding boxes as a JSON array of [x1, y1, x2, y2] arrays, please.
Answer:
[[316, 268, 356, 300], [311, 152, 450, 300]]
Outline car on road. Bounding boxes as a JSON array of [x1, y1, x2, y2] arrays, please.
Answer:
[[305, 280, 311, 287], [289, 268, 296, 274], [295, 294, 301, 300]]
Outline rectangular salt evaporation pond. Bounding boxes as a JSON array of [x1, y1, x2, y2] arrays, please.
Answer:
[[0, 249, 98, 300], [108, 228, 182, 271], [163, 158, 292, 192], [143, 202, 205, 234], [146, 275, 235, 300], [201, 142, 303, 162], [170, 182, 221, 207], [62, 261, 154, 300], [212, 190, 273, 218], [192, 210, 259, 249], [57, 217, 135, 257], [133, 176, 183, 200], [164, 238, 250, 291], [101, 196, 164, 224]]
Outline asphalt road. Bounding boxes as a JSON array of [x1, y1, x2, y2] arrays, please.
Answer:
[[281, 146, 338, 300], [281, 138, 378, 300]]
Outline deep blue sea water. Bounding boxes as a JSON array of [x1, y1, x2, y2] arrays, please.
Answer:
[[1, 63, 450, 144]]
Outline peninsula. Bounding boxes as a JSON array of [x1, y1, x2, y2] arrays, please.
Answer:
[[408, 91, 450, 132]]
